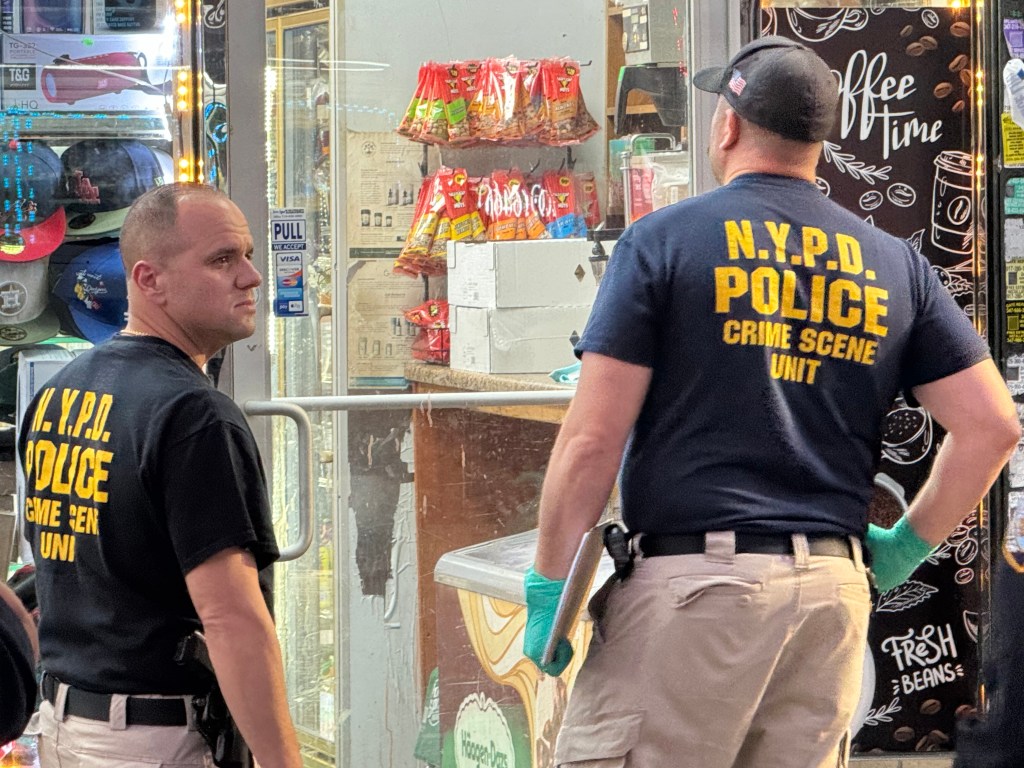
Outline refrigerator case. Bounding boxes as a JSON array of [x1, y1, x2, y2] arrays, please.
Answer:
[[763, 5, 983, 756], [434, 529, 615, 768]]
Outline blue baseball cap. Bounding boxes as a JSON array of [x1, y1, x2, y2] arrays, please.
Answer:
[[59, 140, 172, 238], [53, 242, 127, 343]]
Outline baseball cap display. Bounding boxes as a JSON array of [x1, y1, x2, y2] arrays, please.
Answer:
[[0, 139, 67, 262], [53, 242, 128, 343], [59, 139, 172, 238], [0, 257, 60, 344], [693, 36, 840, 142]]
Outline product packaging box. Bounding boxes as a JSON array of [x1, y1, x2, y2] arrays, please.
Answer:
[[20, 0, 84, 33], [447, 240, 600, 309], [450, 304, 590, 374], [93, 0, 168, 32], [1, 32, 173, 112]]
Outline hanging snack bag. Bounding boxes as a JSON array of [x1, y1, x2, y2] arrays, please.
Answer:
[[540, 58, 581, 145], [441, 167, 486, 241], [486, 170, 518, 241], [491, 57, 524, 141], [511, 168, 547, 240], [398, 63, 431, 139], [469, 58, 505, 141], [575, 172, 601, 229], [395, 172, 447, 276], [441, 62, 472, 143], [404, 299, 450, 365], [426, 214, 451, 273], [419, 63, 451, 144], [572, 88, 600, 145], [540, 169, 585, 239], [518, 59, 544, 141], [457, 60, 483, 138]]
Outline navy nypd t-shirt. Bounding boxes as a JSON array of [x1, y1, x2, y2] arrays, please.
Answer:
[[577, 173, 989, 538], [20, 336, 278, 694]]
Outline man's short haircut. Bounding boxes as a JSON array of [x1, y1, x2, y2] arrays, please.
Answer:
[[119, 183, 229, 269]]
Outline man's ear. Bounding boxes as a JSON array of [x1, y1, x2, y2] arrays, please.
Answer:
[[719, 107, 742, 151], [131, 260, 165, 304]]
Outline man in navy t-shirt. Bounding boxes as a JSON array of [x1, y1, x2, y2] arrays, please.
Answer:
[[524, 37, 1020, 768]]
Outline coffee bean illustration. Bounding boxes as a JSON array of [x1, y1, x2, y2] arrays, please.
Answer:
[[900, 24, 914, 38], [949, 54, 970, 72], [953, 100, 966, 113], [887, 183, 916, 208], [960, 68, 973, 86], [955, 704, 978, 719], [951, 21, 971, 37], [919, 35, 938, 51], [859, 190, 884, 211], [934, 82, 954, 99], [920, 699, 941, 715], [906, 42, 926, 56], [894, 726, 916, 743]]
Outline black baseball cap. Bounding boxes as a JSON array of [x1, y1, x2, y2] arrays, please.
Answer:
[[693, 36, 839, 142]]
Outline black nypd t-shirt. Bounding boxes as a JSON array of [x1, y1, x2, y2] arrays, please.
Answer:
[[577, 173, 990, 538], [19, 335, 279, 694]]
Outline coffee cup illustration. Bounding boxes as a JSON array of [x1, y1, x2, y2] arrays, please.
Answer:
[[786, 9, 868, 41], [931, 151, 974, 256], [881, 397, 933, 465]]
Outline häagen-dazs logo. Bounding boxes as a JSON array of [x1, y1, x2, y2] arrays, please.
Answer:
[[454, 693, 515, 768]]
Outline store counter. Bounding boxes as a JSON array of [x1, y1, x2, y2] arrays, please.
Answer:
[[407, 362, 573, 691], [434, 528, 614, 768]]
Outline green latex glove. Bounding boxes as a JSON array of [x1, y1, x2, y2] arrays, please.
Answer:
[[523, 567, 574, 676], [865, 516, 936, 593]]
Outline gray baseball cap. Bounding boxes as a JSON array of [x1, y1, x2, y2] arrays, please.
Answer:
[[693, 36, 839, 142]]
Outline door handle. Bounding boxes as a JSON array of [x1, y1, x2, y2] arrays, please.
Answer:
[[243, 401, 315, 561]]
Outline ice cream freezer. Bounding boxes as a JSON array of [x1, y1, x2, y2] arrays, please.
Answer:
[[432, 527, 956, 768], [432, 528, 614, 768]]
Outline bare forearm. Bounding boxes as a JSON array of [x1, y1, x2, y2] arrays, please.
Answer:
[[534, 430, 622, 578], [908, 431, 1016, 546], [206, 614, 301, 768]]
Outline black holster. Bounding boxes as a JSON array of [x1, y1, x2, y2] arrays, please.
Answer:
[[175, 631, 253, 768], [603, 523, 635, 581]]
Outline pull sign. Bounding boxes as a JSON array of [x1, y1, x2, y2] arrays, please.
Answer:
[[270, 208, 308, 317]]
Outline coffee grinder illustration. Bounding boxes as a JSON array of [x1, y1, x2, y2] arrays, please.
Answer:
[[930, 150, 974, 256]]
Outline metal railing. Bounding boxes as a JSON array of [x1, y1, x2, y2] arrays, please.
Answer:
[[243, 389, 574, 560]]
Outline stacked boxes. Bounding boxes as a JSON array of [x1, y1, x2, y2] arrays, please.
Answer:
[[447, 240, 599, 374], [2, 32, 172, 113]]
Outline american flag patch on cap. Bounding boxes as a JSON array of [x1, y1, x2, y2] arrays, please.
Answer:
[[728, 69, 746, 96]]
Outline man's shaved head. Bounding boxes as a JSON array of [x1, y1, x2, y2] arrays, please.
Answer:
[[120, 183, 231, 269]]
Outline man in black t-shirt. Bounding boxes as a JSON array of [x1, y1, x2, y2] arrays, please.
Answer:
[[524, 38, 1020, 768], [0, 581, 36, 744], [20, 184, 301, 768]]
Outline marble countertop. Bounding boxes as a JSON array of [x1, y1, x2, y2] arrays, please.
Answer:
[[405, 362, 574, 393]]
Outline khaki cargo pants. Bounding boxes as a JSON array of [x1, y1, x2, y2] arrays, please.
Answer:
[[555, 532, 871, 768], [37, 684, 212, 768]]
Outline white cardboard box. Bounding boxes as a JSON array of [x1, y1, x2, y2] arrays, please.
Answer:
[[447, 239, 600, 309], [450, 304, 590, 374], [1, 32, 173, 112]]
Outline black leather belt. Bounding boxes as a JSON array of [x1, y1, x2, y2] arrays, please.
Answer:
[[41, 674, 189, 727], [639, 532, 854, 559]]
